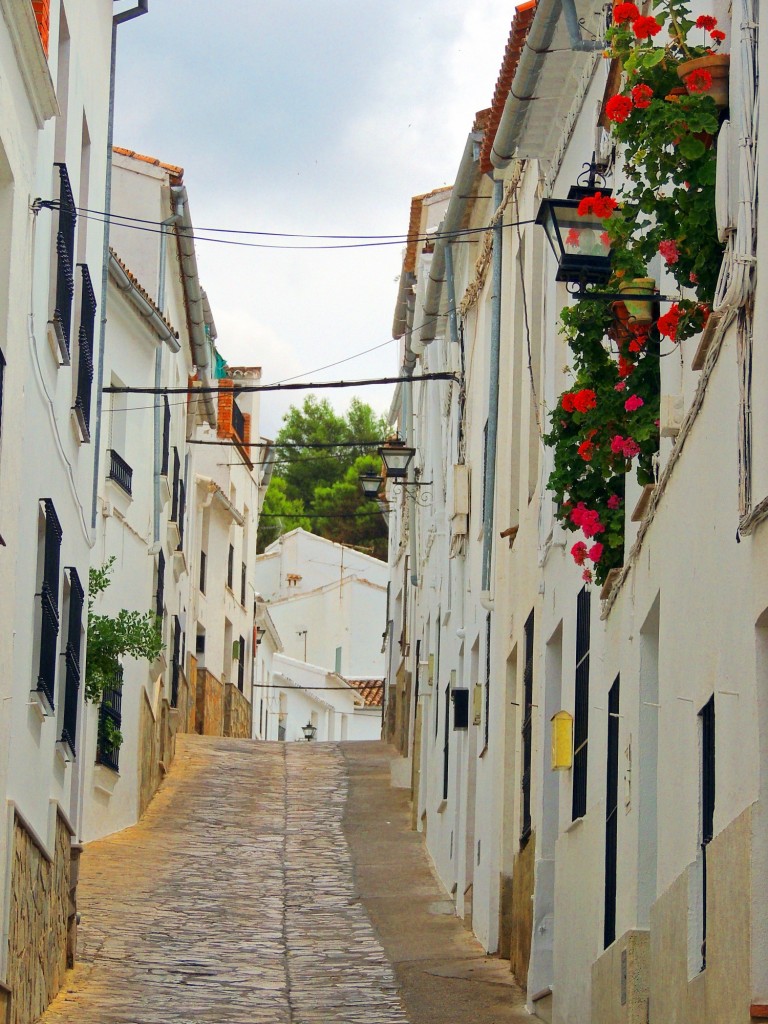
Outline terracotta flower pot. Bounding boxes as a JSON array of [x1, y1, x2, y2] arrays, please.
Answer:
[[618, 277, 656, 323], [677, 54, 730, 109]]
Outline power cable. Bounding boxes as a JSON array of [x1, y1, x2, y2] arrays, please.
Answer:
[[104, 371, 457, 396]]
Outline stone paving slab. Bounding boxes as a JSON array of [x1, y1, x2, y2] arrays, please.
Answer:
[[39, 737, 534, 1024]]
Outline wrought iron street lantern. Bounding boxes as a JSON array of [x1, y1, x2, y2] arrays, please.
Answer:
[[535, 158, 616, 288], [302, 721, 317, 742], [377, 438, 415, 479], [359, 473, 384, 500]]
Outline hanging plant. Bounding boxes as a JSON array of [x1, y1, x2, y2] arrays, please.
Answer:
[[543, 1, 725, 585]]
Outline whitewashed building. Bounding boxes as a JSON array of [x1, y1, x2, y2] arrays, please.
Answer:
[[0, 2, 146, 1020], [254, 529, 386, 740], [383, 2, 765, 1023]]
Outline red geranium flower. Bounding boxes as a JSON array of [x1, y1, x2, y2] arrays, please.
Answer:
[[582, 569, 593, 583], [695, 15, 718, 31], [624, 395, 644, 412], [605, 94, 633, 124], [632, 15, 662, 39], [659, 239, 679, 265], [631, 84, 653, 108], [577, 440, 594, 462], [657, 304, 681, 341], [613, 2, 640, 23], [685, 68, 713, 93], [577, 192, 618, 218], [588, 542, 604, 563], [710, 29, 726, 42], [571, 541, 588, 567], [607, 494, 622, 510]]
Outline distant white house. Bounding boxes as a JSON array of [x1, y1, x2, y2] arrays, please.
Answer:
[[254, 529, 387, 740]]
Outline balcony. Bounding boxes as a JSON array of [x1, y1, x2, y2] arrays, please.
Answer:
[[96, 667, 123, 773], [107, 449, 133, 496], [74, 265, 96, 440], [51, 164, 76, 362]]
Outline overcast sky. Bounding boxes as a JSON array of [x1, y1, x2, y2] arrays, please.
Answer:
[[113, 2, 513, 437]]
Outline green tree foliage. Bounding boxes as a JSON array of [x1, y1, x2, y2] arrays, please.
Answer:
[[261, 398, 389, 558], [87, 558, 164, 749]]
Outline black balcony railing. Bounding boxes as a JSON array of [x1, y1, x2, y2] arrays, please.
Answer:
[[241, 562, 247, 606], [227, 544, 234, 589], [237, 635, 245, 693], [36, 498, 62, 710], [155, 548, 165, 621], [231, 400, 245, 442], [97, 666, 123, 772], [74, 265, 96, 438], [53, 164, 76, 357], [107, 449, 133, 495], [161, 396, 171, 477], [60, 567, 84, 756]]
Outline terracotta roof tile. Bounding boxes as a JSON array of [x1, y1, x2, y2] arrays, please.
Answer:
[[479, 1, 538, 175], [404, 185, 453, 275], [113, 147, 184, 184], [345, 679, 384, 708]]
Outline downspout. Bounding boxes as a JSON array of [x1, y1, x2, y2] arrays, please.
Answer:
[[491, 0, 576, 170], [561, 0, 603, 51], [153, 199, 182, 543], [481, 179, 504, 604], [84, 0, 148, 846], [169, 184, 217, 426], [444, 242, 460, 346], [403, 380, 418, 588]]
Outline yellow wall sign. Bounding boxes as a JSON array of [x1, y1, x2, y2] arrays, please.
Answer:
[[551, 710, 573, 770]]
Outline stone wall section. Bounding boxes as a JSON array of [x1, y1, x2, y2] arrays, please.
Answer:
[[224, 682, 252, 739], [195, 668, 224, 736], [6, 812, 71, 1024]]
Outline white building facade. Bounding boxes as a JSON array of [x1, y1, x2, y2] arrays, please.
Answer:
[[383, 2, 766, 1023]]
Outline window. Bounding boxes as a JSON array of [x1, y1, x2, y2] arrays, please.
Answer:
[[572, 585, 591, 820], [232, 399, 245, 443], [604, 676, 620, 948], [170, 616, 181, 708], [484, 612, 491, 750], [227, 544, 234, 589], [237, 634, 245, 692], [199, 550, 206, 595], [36, 499, 63, 710], [481, 419, 489, 524], [0, 347, 5, 440], [520, 610, 534, 844], [434, 615, 441, 738], [155, 549, 165, 620], [160, 396, 171, 477], [96, 666, 123, 772], [60, 567, 84, 755], [442, 682, 450, 800], [74, 264, 95, 438], [170, 447, 181, 522], [240, 561, 247, 606], [52, 163, 76, 358], [107, 449, 132, 495], [176, 477, 186, 550], [699, 694, 715, 969]]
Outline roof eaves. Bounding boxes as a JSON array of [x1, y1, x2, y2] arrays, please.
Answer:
[[113, 146, 184, 185]]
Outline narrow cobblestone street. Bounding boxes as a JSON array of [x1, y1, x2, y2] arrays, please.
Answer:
[[39, 737, 532, 1024]]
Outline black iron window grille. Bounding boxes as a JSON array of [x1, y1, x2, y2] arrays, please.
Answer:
[[107, 449, 133, 496], [36, 498, 63, 710], [170, 447, 181, 522], [604, 676, 620, 949], [227, 544, 234, 589], [520, 610, 535, 845], [237, 634, 245, 692], [199, 550, 207, 595], [699, 694, 715, 969], [60, 567, 84, 756], [96, 666, 123, 772], [0, 347, 5, 439], [171, 615, 181, 708], [155, 549, 165, 621], [161, 396, 171, 478], [240, 561, 247, 606], [484, 612, 491, 750], [177, 478, 186, 550], [74, 265, 96, 438], [52, 163, 76, 358], [434, 616, 441, 738], [572, 585, 591, 820], [231, 400, 245, 442]]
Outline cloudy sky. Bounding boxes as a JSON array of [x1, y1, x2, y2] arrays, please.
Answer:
[[113, 1, 513, 437]]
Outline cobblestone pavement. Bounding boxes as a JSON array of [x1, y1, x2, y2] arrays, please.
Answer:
[[40, 737, 532, 1024]]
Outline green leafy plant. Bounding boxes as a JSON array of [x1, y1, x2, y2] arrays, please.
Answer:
[[87, 558, 163, 748], [543, 1, 726, 585]]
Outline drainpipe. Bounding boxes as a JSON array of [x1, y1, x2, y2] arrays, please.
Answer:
[[152, 200, 182, 542], [402, 379, 418, 588], [444, 243, 459, 345], [561, 0, 603, 51], [170, 185, 217, 426], [481, 179, 504, 604], [491, 0, 582, 170]]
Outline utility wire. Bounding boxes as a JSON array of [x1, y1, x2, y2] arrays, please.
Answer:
[[104, 371, 456, 396], [189, 439, 383, 449]]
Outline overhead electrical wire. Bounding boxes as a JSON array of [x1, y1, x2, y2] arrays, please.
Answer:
[[104, 371, 457, 396]]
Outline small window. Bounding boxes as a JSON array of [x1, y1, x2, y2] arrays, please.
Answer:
[[36, 499, 63, 710], [96, 666, 123, 772], [60, 567, 84, 756], [520, 610, 534, 844], [227, 544, 234, 589], [572, 586, 591, 820]]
